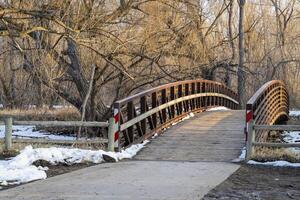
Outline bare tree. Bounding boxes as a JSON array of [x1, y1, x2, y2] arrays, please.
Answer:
[[237, 0, 246, 108]]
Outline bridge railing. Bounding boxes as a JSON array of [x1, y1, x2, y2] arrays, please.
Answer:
[[245, 80, 289, 160], [112, 80, 239, 151]]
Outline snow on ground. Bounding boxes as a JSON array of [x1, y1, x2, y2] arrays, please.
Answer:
[[0, 140, 148, 185], [282, 110, 300, 155], [248, 160, 300, 167], [282, 131, 300, 155], [289, 110, 300, 117], [206, 106, 230, 111], [0, 125, 76, 140], [232, 147, 246, 163], [282, 131, 300, 143]]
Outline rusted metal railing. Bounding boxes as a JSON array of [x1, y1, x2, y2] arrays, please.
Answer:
[[245, 80, 289, 160], [113, 80, 239, 151]]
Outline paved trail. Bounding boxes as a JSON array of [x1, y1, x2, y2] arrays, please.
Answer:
[[0, 110, 245, 200]]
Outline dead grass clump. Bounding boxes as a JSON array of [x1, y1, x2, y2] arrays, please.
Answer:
[[0, 107, 80, 121], [0, 149, 19, 159], [252, 147, 300, 163]]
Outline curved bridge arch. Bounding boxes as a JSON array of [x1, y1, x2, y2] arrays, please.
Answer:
[[246, 80, 289, 142], [113, 80, 239, 150]]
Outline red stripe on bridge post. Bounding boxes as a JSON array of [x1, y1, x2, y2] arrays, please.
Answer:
[[113, 108, 120, 149], [245, 110, 253, 142], [246, 110, 252, 123]]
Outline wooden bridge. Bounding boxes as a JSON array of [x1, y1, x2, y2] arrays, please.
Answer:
[[110, 79, 291, 161]]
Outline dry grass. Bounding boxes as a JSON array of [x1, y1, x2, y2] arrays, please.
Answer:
[[252, 147, 300, 163], [0, 140, 106, 154], [0, 107, 80, 121]]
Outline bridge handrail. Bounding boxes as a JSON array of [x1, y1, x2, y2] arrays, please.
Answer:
[[112, 79, 239, 151], [245, 80, 289, 160], [116, 80, 238, 105]]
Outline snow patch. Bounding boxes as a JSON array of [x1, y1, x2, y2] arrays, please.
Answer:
[[289, 110, 300, 117], [282, 128, 300, 154], [206, 106, 230, 111], [282, 131, 300, 144], [248, 160, 300, 167], [0, 141, 148, 185], [0, 125, 76, 141], [151, 133, 158, 139], [232, 147, 246, 162]]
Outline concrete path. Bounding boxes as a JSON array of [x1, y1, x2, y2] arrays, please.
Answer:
[[0, 110, 245, 200], [0, 161, 239, 200]]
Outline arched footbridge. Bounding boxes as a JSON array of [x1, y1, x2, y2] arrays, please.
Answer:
[[112, 79, 289, 162]]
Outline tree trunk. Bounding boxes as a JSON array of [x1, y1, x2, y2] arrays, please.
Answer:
[[237, 0, 246, 108], [226, 0, 235, 87]]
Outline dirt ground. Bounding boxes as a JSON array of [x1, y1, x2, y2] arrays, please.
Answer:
[[202, 164, 300, 200]]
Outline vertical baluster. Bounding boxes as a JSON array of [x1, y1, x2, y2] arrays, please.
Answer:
[[185, 83, 189, 112], [140, 96, 147, 136], [161, 89, 167, 122], [170, 86, 175, 118], [152, 92, 157, 128], [127, 101, 134, 144], [201, 82, 205, 107], [178, 84, 183, 114], [221, 86, 224, 107], [191, 83, 195, 111], [145, 104, 154, 130], [212, 84, 215, 106], [197, 82, 201, 109], [208, 83, 212, 107], [217, 85, 220, 106]]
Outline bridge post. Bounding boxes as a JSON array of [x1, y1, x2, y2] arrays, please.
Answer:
[[4, 116, 13, 151], [113, 103, 121, 152], [245, 105, 255, 161], [107, 117, 116, 152]]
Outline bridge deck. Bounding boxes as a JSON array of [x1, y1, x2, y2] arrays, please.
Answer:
[[135, 110, 245, 162]]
